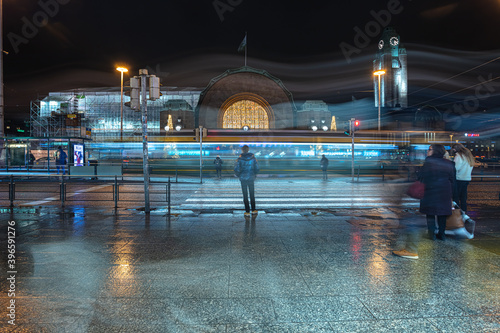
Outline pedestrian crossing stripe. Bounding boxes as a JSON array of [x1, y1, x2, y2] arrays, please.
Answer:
[[186, 197, 417, 202]]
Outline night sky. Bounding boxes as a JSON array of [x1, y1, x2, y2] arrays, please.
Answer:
[[4, 0, 500, 128]]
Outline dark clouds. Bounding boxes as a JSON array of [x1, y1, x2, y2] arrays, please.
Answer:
[[3, 0, 500, 121]]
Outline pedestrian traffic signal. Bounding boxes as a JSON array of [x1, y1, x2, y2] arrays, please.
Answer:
[[194, 128, 200, 142], [149, 75, 160, 101], [129, 77, 140, 110]]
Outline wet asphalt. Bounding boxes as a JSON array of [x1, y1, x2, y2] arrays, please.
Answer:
[[0, 176, 499, 332]]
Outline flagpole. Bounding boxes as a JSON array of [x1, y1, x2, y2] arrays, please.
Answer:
[[238, 32, 247, 67]]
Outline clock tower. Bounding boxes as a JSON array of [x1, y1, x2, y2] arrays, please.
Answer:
[[373, 27, 407, 109]]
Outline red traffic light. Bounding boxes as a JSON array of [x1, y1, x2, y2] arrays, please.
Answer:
[[354, 120, 360, 127]]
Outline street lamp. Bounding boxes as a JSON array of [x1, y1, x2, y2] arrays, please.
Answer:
[[0, 0, 4, 137], [373, 70, 386, 131], [116, 67, 128, 141]]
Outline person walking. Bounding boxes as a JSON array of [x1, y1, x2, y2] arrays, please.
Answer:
[[451, 143, 475, 212], [56, 146, 68, 175], [234, 145, 259, 217], [214, 155, 223, 179], [320, 154, 329, 180], [393, 144, 454, 259]]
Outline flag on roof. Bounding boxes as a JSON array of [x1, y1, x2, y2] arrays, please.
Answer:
[[238, 35, 247, 52]]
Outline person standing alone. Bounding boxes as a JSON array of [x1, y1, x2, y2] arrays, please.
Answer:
[[320, 154, 329, 180], [234, 145, 260, 216], [214, 155, 223, 179], [56, 146, 68, 175]]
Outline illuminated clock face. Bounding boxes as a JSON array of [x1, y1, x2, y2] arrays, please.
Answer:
[[390, 37, 399, 46], [378, 40, 384, 49]]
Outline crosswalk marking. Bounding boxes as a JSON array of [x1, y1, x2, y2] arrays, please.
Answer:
[[179, 179, 419, 209], [187, 197, 416, 202]]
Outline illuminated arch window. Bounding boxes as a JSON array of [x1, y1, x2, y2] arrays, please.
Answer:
[[222, 100, 269, 129]]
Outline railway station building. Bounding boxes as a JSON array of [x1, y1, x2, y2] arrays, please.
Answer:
[[30, 66, 336, 143]]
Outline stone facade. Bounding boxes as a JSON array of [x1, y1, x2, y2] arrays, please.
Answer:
[[196, 67, 296, 129]]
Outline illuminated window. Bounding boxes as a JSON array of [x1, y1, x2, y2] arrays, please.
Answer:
[[223, 100, 269, 129]]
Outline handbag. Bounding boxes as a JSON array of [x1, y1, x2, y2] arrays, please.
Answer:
[[446, 208, 464, 229], [445, 203, 475, 239], [406, 181, 425, 199]]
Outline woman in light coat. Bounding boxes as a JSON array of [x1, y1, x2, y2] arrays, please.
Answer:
[[451, 143, 475, 212]]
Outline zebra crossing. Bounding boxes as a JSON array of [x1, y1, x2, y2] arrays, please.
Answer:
[[176, 177, 419, 210]]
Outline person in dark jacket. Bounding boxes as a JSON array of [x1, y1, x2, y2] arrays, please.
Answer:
[[214, 155, 223, 179], [419, 144, 455, 240], [320, 155, 329, 180], [56, 146, 68, 175], [393, 144, 454, 260], [234, 145, 260, 216]]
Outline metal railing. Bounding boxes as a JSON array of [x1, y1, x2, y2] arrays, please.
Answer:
[[1, 174, 172, 214]]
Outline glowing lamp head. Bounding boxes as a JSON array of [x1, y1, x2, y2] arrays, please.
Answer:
[[373, 70, 386, 76], [116, 67, 128, 73]]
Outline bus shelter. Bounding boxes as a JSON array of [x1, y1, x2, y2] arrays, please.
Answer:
[[0, 137, 91, 172]]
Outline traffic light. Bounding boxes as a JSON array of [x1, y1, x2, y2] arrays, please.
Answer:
[[129, 77, 140, 110], [149, 75, 160, 101], [344, 120, 351, 136], [353, 120, 360, 131], [194, 127, 207, 141]]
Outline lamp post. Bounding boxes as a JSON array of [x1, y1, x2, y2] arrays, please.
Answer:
[[116, 67, 128, 141], [0, 0, 4, 137], [374, 70, 386, 131]]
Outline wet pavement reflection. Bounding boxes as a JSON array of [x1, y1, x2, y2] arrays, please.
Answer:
[[0, 204, 499, 332]]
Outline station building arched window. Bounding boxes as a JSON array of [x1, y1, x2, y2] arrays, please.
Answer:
[[222, 99, 269, 129]]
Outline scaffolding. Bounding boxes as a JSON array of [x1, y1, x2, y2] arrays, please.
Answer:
[[30, 87, 202, 143], [30, 92, 87, 138], [30, 98, 65, 137]]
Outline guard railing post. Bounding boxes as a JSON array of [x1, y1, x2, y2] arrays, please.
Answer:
[[114, 175, 119, 209], [167, 177, 171, 216], [9, 175, 15, 207], [60, 175, 65, 206]]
